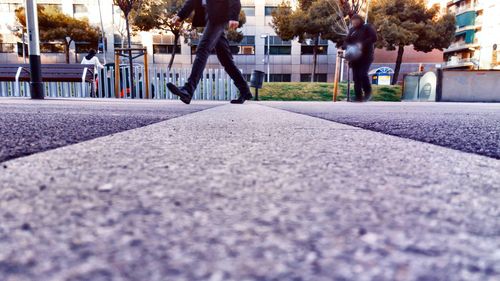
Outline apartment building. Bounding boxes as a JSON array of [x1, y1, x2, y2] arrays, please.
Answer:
[[444, 0, 500, 69], [0, 0, 443, 82]]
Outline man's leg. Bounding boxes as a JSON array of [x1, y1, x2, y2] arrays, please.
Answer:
[[184, 22, 226, 94], [360, 59, 373, 101], [214, 34, 251, 99], [351, 64, 363, 101]]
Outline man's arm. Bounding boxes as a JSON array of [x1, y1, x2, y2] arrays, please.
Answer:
[[342, 28, 354, 49], [228, 0, 241, 22], [362, 24, 377, 46], [177, 0, 196, 21]]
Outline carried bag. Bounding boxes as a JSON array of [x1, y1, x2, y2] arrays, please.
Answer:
[[344, 44, 362, 62]]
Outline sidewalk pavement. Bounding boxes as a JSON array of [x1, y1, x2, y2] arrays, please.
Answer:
[[0, 103, 499, 281], [0, 98, 220, 162]]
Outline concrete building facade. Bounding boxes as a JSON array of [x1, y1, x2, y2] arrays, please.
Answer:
[[443, 0, 500, 69], [1, 0, 444, 82]]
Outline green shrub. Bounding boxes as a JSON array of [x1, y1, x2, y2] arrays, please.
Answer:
[[256, 82, 402, 102]]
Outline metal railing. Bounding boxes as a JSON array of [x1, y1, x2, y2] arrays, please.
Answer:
[[0, 79, 87, 98], [444, 57, 478, 67], [0, 65, 239, 100]]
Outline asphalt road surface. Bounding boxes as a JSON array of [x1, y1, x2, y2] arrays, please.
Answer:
[[1, 103, 499, 281], [266, 102, 500, 159], [0, 99, 220, 162]]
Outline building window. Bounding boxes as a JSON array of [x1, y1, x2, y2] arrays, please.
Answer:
[[230, 36, 255, 55], [73, 4, 88, 15], [265, 36, 292, 55], [39, 4, 62, 11], [0, 3, 22, 12], [268, 74, 291, 82], [75, 42, 96, 54], [0, 43, 15, 53], [300, 73, 328, 82], [154, 45, 181, 54], [114, 34, 142, 49], [40, 43, 65, 53], [153, 34, 181, 54], [301, 39, 329, 55], [17, 42, 28, 56], [242, 6, 255, 17], [265, 6, 277, 16]]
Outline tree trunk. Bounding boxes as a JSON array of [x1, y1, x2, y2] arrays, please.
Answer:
[[125, 18, 132, 49], [311, 35, 319, 83], [392, 45, 405, 85], [125, 15, 135, 98], [65, 42, 70, 64], [168, 34, 179, 70]]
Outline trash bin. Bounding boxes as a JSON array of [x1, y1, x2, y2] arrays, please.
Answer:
[[250, 70, 265, 89], [250, 70, 265, 100]]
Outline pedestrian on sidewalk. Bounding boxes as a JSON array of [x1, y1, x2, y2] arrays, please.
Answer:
[[81, 49, 104, 97], [343, 14, 377, 102], [167, 0, 253, 104]]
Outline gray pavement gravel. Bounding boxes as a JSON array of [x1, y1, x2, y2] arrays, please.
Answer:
[[0, 98, 220, 162], [0, 104, 499, 281], [265, 102, 500, 159]]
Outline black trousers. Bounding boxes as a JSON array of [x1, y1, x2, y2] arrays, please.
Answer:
[[351, 58, 373, 99], [184, 21, 250, 96]]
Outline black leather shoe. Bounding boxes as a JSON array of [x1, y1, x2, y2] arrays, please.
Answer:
[[167, 83, 192, 104], [230, 92, 253, 104], [363, 92, 373, 102], [352, 95, 363, 103]]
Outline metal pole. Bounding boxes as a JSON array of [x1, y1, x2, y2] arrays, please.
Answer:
[[144, 48, 150, 99], [22, 31, 27, 64], [97, 0, 107, 64], [25, 0, 44, 99], [267, 36, 270, 82], [347, 66, 351, 101]]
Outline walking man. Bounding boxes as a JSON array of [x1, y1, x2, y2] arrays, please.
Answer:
[[344, 14, 377, 102], [167, 0, 252, 104]]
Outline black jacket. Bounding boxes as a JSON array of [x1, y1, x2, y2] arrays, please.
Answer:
[[344, 24, 377, 61], [178, 0, 241, 27]]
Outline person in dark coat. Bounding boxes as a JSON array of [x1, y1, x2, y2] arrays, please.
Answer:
[[344, 14, 378, 102], [167, 0, 252, 104]]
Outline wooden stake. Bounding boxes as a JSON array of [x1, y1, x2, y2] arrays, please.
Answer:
[[333, 50, 342, 102]]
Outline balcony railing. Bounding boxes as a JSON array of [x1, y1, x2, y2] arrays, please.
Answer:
[[444, 57, 478, 68]]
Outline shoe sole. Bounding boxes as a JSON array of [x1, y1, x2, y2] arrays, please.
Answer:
[[230, 96, 253, 104], [167, 83, 192, 105]]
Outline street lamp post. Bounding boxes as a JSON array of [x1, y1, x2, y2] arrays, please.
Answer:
[[25, 0, 44, 99], [261, 34, 270, 82], [97, 0, 107, 64], [22, 31, 27, 64], [10, 25, 27, 63]]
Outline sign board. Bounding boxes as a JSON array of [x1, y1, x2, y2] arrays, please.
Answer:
[[377, 75, 391, 86]]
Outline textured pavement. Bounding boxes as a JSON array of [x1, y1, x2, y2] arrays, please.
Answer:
[[0, 98, 220, 162], [266, 102, 500, 159], [1, 103, 499, 281]]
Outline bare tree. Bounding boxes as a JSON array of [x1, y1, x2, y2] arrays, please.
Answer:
[[113, 0, 144, 98], [325, 0, 366, 37]]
